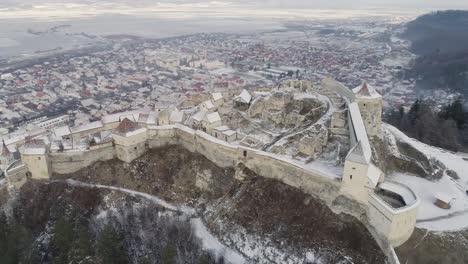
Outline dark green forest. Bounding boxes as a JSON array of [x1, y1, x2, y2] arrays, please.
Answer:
[[386, 98, 468, 152]]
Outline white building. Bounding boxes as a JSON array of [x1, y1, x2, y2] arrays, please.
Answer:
[[202, 112, 222, 134], [36, 115, 70, 130]]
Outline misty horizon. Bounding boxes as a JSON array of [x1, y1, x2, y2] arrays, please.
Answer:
[[1, 0, 468, 11]]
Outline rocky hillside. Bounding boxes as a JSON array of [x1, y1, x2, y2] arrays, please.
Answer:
[[372, 125, 448, 180], [0, 145, 386, 264], [396, 227, 468, 264]]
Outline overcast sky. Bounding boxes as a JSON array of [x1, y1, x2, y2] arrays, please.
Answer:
[[223, 0, 468, 9], [2, 0, 468, 10]]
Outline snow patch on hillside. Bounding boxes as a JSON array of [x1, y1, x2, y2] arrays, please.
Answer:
[[384, 124, 468, 231], [191, 218, 246, 264]]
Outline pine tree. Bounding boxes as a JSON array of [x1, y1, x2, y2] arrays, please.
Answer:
[[69, 224, 94, 264], [97, 225, 129, 264], [161, 244, 177, 264], [51, 217, 74, 264]]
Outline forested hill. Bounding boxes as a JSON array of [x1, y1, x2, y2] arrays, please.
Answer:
[[403, 10, 468, 55], [402, 10, 468, 97], [385, 11, 468, 151]]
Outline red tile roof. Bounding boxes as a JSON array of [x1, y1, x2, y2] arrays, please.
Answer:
[[115, 118, 140, 134]]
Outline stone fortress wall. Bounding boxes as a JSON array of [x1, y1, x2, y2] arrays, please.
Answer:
[[323, 78, 419, 248], [4, 78, 420, 262], [49, 142, 116, 174], [41, 124, 342, 202]]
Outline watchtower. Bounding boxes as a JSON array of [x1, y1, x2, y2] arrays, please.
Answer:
[[352, 81, 383, 137]]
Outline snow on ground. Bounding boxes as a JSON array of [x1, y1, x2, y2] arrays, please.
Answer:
[[391, 173, 468, 220], [191, 218, 246, 264], [416, 209, 468, 232], [61, 179, 246, 264], [306, 159, 344, 178], [384, 124, 468, 231]]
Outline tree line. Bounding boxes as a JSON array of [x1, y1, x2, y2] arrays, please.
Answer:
[[385, 98, 468, 152]]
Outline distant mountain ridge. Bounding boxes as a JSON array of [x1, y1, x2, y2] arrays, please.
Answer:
[[403, 10, 468, 55], [402, 10, 468, 97]]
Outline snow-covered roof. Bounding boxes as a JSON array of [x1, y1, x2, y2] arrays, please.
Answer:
[[367, 163, 382, 188], [213, 126, 230, 132], [169, 110, 184, 123], [101, 110, 141, 124], [236, 89, 252, 104], [146, 111, 159, 125], [222, 130, 236, 137], [202, 100, 215, 109], [71, 121, 103, 134], [352, 81, 382, 99], [211, 92, 223, 102], [204, 112, 221, 124], [1, 133, 27, 146], [346, 141, 367, 164], [192, 110, 207, 123], [81, 98, 98, 107], [435, 193, 455, 204], [53, 126, 71, 137], [348, 103, 371, 164]]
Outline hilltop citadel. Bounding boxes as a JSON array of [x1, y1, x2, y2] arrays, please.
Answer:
[[1, 77, 419, 264]]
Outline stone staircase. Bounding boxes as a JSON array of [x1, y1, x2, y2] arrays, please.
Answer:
[[318, 88, 350, 140]]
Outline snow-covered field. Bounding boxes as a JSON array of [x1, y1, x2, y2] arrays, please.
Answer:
[[385, 124, 468, 231]]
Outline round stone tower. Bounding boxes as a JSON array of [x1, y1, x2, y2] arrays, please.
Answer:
[[352, 81, 382, 137]]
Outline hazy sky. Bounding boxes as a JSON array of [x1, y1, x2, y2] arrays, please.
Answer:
[[220, 0, 468, 9], [2, 0, 468, 10]]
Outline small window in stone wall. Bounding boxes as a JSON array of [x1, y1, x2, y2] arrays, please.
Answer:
[[134, 146, 137, 150], [350, 175, 353, 180], [243, 150, 247, 157], [38, 157, 41, 160]]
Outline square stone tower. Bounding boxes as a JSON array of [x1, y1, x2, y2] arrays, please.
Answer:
[[21, 139, 52, 180], [113, 118, 148, 163], [352, 81, 383, 137]]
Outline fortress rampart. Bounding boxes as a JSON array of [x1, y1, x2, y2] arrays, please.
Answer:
[[10, 121, 417, 248], [4, 80, 420, 261], [43, 124, 343, 203]]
